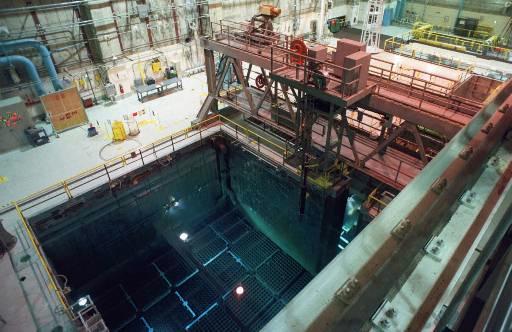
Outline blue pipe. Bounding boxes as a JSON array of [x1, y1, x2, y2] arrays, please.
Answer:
[[0, 55, 45, 96], [0, 39, 62, 91]]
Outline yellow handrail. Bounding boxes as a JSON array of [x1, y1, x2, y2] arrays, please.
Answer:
[[14, 115, 221, 207], [14, 114, 292, 211], [368, 194, 388, 208], [384, 29, 512, 60], [13, 201, 73, 320], [219, 115, 286, 153], [8, 112, 293, 320]]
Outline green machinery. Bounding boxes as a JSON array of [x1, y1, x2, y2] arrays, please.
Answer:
[[327, 16, 348, 34]]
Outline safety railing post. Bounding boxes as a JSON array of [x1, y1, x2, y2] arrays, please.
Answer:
[[139, 149, 145, 165], [257, 137, 260, 152], [62, 181, 73, 199], [104, 164, 112, 187], [303, 59, 307, 84], [13, 201, 73, 320], [171, 135, 175, 152], [283, 141, 287, 166], [395, 160, 402, 183], [271, 47, 274, 72]]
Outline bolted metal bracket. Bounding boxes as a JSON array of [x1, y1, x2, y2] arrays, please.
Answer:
[[371, 300, 398, 331], [498, 104, 510, 113], [458, 145, 473, 160], [481, 122, 494, 134], [460, 190, 477, 209], [431, 178, 447, 195], [487, 156, 504, 171], [425, 236, 444, 262], [391, 218, 412, 240], [335, 278, 361, 305]]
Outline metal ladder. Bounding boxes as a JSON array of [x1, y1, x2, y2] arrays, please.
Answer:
[[75, 296, 109, 332]]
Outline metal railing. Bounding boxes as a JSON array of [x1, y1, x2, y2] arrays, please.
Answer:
[[384, 30, 512, 64], [7, 114, 296, 325], [368, 57, 480, 118], [270, 46, 363, 98], [8, 115, 221, 323], [211, 20, 289, 50], [209, 20, 363, 99]]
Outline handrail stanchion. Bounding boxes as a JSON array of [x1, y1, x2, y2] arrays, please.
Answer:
[[395, 160, 403, 183], [13, 201, 73, 320], [271, 47, 273, 73], [139, 150, 145, 165], [284, 141, 288, 166], [62, 181, 73, 199], [104, 164, 112, 188]]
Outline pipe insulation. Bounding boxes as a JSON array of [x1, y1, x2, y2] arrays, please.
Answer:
[[0, 39, 62, 91], [0, 55, 45, 96]]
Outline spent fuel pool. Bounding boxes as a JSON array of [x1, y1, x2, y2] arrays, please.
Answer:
[[29, 137, 345, 331]]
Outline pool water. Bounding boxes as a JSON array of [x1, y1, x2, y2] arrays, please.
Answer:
[[30, 140, 339, 331]]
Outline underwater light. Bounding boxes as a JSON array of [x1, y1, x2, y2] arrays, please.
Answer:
[[235, 286, 244, 295], [174, 201, 180, 207], [78, 297, 88, 307], [179, 232, 189, 241]]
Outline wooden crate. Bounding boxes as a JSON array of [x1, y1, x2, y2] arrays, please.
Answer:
[[41, 87, 88, 132]]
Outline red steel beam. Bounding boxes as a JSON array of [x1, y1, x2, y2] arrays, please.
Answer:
[[108, 0, 124, 52], [171, 0, 180, 43], [140, 0, 153, 48], [26, 2, 58, 67]]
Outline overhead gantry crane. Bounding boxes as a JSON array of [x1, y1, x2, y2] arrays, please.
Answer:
[[195, 12, 495, 191], [194, 6, 512, 330]]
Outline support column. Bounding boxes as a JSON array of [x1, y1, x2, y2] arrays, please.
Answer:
[[316, 179, 350, 271], [140, 0, 154, 48], [29, 5, 57, 68], [76, 4, 104, 63], [204, 49, 218, 112], [108, 0, 124, 52], [322, 104, 335, 166], [171, 0, 180, 43]]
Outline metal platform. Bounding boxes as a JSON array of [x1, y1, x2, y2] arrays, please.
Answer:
[[196, 20, 502, 191]]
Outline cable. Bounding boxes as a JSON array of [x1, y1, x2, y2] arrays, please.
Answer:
[[98, 137, 142, 161]]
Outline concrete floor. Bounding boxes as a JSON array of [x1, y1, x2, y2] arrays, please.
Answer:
[[0, 72, 208, 332], [0, 72, 208, 211]]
